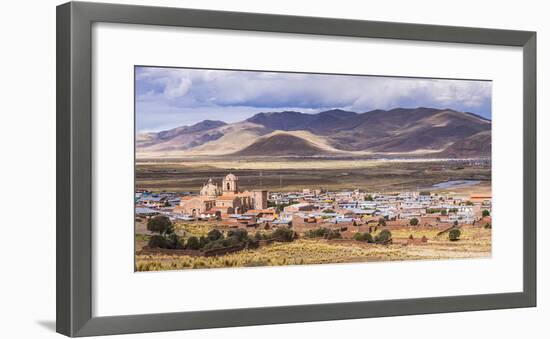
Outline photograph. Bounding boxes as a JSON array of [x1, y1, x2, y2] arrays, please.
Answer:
[[134, 66, 493, 271]]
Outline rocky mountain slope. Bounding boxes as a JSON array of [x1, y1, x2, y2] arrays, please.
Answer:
[[137, 107, 491, 158]]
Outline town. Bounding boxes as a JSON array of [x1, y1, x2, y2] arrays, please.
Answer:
[[136, 173, 492, 246]]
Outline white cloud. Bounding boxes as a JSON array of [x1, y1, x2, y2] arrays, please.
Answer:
[[135, 66, 492, 131]]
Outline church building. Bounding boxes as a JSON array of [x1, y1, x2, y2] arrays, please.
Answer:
[[175, 173, 267, 216]]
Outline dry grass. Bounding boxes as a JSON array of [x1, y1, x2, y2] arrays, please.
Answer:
[[135, 228, 491, 272]]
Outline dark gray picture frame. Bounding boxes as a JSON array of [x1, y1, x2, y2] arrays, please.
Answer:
[[56, 1, 537, 337]]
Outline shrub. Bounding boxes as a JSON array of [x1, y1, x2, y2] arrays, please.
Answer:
[[148, 235, 168, 248], [246, 237, 260, 249], [271, 227, 296, 242], [254, 231, 263, 240], [325, 229, 342, 240], [453, 220, 459, 227], [353, 232, 374, 243], [408, 234, 414, 240], [375, 229, 392, 244], [378, 218, 386, 226], [322, 209, 335, 214], [409, 218, 419, 226], [202, 239, 225, 250], [484, 223, 492, 229], [482, 209, 491, 217], [304, 227, 330, 238], [147, 215, 173, 235], [449, 229, 461, 241], [207, 229, 224, 241], [227, 229, 248, 242], [185, 236, 200, 250], [198, 236, 209, 248], [365, 195, 373, 201], [465, 201, 474, 206], [440, 209, 447, 216], [222, 236, 242, 248], [166, 233, 184, 249]]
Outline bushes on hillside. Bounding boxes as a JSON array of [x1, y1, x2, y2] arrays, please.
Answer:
[[148, 226, 298, 253], [409, 218, 419, 226]]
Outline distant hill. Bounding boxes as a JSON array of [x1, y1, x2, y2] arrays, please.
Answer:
[[246, 109, 358, 132], [234, 133, 331, 156], [437, 130, 491, 158], [136, 120, 228, 152], [136, 107, 491, 159]]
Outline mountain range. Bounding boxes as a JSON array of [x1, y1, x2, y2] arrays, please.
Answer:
[[136, 107, 491, 159]]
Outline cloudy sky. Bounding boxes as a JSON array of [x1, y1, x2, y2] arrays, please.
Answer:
[[135, 66, 492, 132]]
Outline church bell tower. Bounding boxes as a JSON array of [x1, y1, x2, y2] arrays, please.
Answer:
[[222, 173, 239, 194]]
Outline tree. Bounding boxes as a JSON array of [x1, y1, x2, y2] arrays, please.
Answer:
[[147, 215, 173, 235], [186, 236, 200, 250], [378, 217, 387, 226], [484, 223, 492, 229], [449, 229, 461, 241], [365, 195, 373, 201], [482, 209, 490, 217], [322, 209, 335, 214], [409, 218, 419, 226], [453, 220, 459, 227], [440, 209, 447, 216]]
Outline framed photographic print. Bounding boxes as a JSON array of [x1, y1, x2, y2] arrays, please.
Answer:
[[56, 1, 537, 337]]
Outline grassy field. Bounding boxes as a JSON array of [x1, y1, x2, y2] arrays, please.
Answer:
[[136, 158, 491, 193], [135, 227, 491, 271]]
